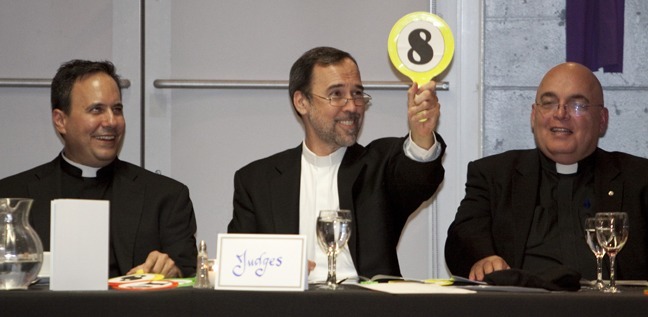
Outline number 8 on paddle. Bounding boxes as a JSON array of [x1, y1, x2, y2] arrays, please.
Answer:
[[387, 12, 455, 122]]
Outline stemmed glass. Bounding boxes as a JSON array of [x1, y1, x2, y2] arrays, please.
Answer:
[[584, 217, 606, 290], [316, 209, 352, 290], [595, 212, 629, 293]]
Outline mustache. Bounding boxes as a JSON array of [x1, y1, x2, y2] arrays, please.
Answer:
[[338, 112, 361, 121]]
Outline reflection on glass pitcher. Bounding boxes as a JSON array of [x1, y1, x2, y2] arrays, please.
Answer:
[[0, 198, 44, 290]]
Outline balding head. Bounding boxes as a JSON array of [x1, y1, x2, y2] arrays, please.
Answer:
[[531, 62, 609, 164], [536, 62, 603, 106]]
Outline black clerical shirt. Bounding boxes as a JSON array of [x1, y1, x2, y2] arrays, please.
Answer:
[[59, 158, 120, 277], [522, 151, 605, 280]]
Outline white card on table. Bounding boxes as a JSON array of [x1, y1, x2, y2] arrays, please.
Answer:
[[50, 199, 109, 291], [215, 234, 307, 291]]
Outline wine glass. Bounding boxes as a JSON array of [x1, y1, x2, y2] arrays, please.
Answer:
[[595, 212, 629, 293], [584, 217, 606, 290], [316, 209, 352, 290]]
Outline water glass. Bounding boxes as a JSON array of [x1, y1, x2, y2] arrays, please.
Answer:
[[316, 209, 352, 290], [595, 212, 629, 293]]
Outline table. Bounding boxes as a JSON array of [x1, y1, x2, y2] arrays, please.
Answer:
[[2, 284, 647, 317]]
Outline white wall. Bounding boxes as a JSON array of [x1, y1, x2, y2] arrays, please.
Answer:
[[0, 1, 141, 173], [3, 0, 646, 280], [0, 0, 482, 279], [145, 0, 482, 278]]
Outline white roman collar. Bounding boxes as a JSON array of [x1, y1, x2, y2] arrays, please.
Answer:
[[556, 162, 578, 175], [301, 143, 346, 167], [61, 152, 101, 178]]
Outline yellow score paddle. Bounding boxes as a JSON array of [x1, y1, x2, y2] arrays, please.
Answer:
[[387, 12, 455, 122]]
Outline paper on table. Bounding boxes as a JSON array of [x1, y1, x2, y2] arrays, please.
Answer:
[[457, 285, 550, 293], [581, 279, 648, 287], [359, 282, 475, 294], [359, 275, 455, 286], [615, 280, 648, 286]]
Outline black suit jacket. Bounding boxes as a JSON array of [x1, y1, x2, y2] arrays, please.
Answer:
[[445, 148, 648, 279], [0, 156, 198, 277], [228, 135, 446, 278]]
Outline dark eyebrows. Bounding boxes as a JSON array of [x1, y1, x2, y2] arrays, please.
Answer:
[[85, 102, 104, 110], [85, 102, 123, 110], [325, 83, 365, 93], [326, 83, 344, 92]]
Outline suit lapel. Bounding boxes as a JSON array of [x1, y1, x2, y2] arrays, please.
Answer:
[[337, 144, 366, 264], [28, 159, 62, 201], [593, 149, 623, 211], [511, 150, 541, 268], [269, 144, 365, 260], [110, 160, 145, 272], [27, 158, 63, 249], [269, 146, 301, 234]]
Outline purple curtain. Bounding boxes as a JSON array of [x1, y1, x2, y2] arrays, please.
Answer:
[[566, 0, 625, 73]]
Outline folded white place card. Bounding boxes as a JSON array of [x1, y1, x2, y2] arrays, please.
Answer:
[[50, 199, 109, 291], [215, 234, 307, 291]]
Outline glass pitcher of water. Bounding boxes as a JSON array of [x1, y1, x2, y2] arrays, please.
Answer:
[[0, 198, 44, 290]]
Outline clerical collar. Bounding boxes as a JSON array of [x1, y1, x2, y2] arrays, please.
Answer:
[[301, 143, 346, 167], [538, 149, 597, 175], [61, 152, 102, 178], [556, 163, 578, 175]]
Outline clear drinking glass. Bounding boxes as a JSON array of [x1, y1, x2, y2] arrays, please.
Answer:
[[595, 212, 629, 293], [584, 217, 606, 290], [316, 209, 352, 290]]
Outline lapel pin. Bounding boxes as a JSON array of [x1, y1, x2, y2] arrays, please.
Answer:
[[608, 190, 615, 197]]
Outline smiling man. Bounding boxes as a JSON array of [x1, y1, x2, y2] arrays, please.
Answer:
[[0, 60, 197, 278], [445, 62, 648, 281], [228, 47, 446, 283]]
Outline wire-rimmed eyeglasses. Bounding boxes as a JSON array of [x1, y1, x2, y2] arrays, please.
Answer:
[[311, 92, 372, 107], [534, 101, 603, 117]]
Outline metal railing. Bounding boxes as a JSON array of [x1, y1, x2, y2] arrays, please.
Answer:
[[0, 78, 131, 88], [153, 79, 449, 91]]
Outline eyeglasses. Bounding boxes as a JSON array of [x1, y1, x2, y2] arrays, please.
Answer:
[[534, 100, 603, 117], [311, 92, 372, 107]]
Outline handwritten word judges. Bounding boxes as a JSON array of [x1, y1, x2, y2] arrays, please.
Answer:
[[232, 250, 283, 277]]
